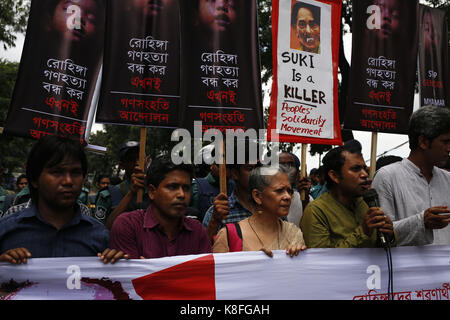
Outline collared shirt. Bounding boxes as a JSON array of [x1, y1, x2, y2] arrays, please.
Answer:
[[0, 201, 109, 258], [202, 190, 253, 231], [310, 183, 328, 199], [372, 158, 450, 246], [300, 192, 381, 248], [109, 206, 212, 259]]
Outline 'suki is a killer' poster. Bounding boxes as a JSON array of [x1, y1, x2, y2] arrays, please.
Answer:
[[179, 0, 264, 135], [4, 0, 106, 143], [96, 0, 180, 128], [345, 0, 419, 134], [268, 0, 342, 145]]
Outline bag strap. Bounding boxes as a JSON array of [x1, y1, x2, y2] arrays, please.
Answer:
[[225, 222, 243, 252]]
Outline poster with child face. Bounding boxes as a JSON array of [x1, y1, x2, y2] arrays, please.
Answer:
[[345, 0, 419, 134], [179, 0, 264, 135], [95, 0, 181, 128], [4, 0, 106, 144], [418, 5, 450, 109]]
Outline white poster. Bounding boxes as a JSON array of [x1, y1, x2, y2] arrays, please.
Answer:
[[268, 0, 341, 146], [1, 246, 449, 300]]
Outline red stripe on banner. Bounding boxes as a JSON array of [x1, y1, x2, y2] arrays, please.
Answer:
[[131, 254, 216, 300]]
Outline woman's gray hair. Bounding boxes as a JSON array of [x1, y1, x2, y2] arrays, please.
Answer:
[[248, 165, 291, 205], [408, 105, 450, 150]]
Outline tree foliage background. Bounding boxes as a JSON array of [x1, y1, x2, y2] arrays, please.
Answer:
[[0, 0, 449, 187]]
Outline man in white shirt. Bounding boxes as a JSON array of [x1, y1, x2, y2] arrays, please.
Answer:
[[372, 106, 450, 246]]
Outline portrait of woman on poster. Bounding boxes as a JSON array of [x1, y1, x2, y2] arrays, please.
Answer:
[[290, 1, 321, 54]]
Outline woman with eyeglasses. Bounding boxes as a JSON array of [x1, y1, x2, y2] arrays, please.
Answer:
[[213, 165, 307, 257]]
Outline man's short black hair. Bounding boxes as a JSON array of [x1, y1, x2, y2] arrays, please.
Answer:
[[26, 136, 88, 201], [322, 139, 363, 189], [376, 155, 402, 171], [145, 154, 194, 188], [408, 106, 450, 150], [95, 173, 111, 184]]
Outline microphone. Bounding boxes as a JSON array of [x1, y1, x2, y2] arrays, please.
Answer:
[[362, 189, 387, 248]]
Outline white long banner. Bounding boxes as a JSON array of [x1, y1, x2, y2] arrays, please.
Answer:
[[1, 246, 449, 300]]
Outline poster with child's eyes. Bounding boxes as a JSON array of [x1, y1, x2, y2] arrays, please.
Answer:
[[179, 0, 264, 135], [4, 0, 106, 144], [95, 0, 181, 129], [345, 0, 419, 134]]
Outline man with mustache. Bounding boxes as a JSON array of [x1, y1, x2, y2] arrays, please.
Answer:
[[291, 2, 321, 54], [110, 154, 212, 259], [300, 140, 396, 248], [0, 136, 127, 264], [372, 106, 450, 246]]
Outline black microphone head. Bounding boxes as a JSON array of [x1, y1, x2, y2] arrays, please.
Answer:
[[362, 189, 379, 208]]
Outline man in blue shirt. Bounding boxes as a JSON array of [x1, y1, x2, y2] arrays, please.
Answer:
[[0, 136, 127, 264]]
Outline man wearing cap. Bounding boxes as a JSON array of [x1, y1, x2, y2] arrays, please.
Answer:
[[94, 141, 149, 229]]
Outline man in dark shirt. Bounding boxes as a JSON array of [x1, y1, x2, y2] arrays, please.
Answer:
[[0, 136, 127, 264], [110, 154, 211, 258]]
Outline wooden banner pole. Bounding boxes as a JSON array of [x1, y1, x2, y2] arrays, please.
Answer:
[[137, 127, 147, 203], [369, 132, 378, 180], [219, 138, 227, 195], [300, 143, 307, 201]]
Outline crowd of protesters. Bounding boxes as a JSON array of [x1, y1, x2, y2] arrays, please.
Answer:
[[0, 105, 449, 264]]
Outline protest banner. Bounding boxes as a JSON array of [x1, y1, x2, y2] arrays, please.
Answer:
[[95, 0, 181, 129], [94, 0, 184, 201], [178, 0, 265, 194], [345, 0, 419, 134], [1, 246, 449, 300], [418, 5, 450, 109], [267, 0, 342, 146], [178, 0, 264, 135], [3, 0, 106, 144]]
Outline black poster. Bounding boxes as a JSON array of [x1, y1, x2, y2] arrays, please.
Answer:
[[4, 0, 106, 143], [418, 5, 450, 109], [179, 0, 264, 134], [96, 0, 180, 128], [345, 0, 419, 134]]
